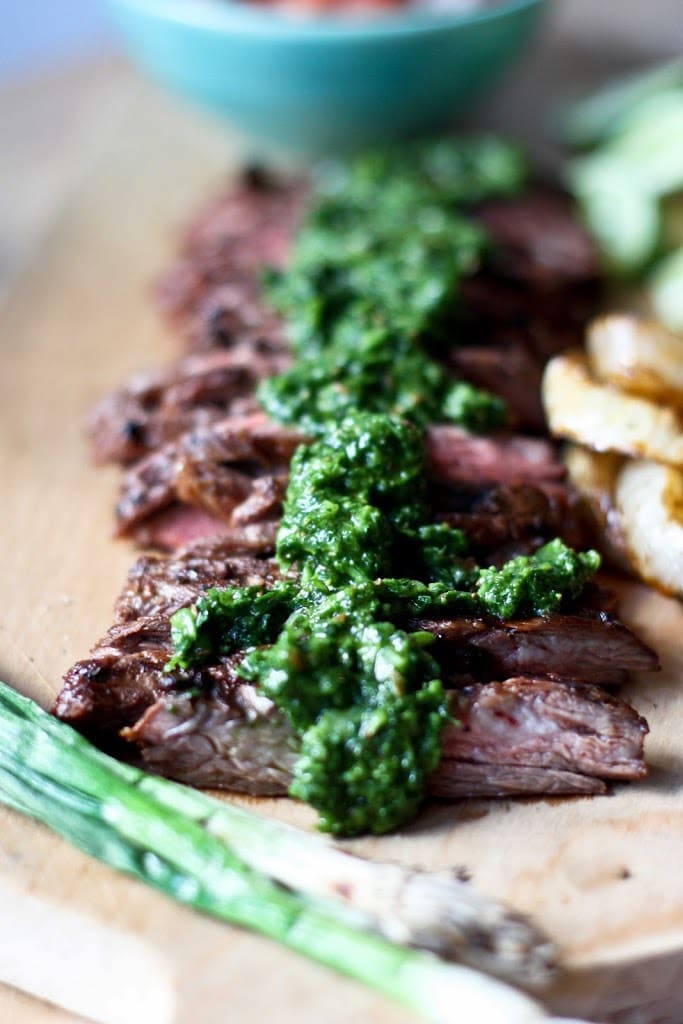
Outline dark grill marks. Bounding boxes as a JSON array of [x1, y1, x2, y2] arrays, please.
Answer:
[[87, 347, 291, 466], [114, 415, 306, 539]]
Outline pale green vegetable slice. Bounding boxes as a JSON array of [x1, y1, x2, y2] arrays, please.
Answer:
[[605, 91, 683, 198], [650, 247, 683, 332], [562, 59, 683, 147], [569, 156, 660, 273]]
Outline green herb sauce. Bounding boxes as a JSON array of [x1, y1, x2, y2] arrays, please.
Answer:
[[167, 140, 600, 836], [476, 539, 601, 619], [167, 582, 297, 674], [258, 138, 522, 435]]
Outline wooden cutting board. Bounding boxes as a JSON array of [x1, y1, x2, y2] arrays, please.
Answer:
[[2, 64, 683, 1024]]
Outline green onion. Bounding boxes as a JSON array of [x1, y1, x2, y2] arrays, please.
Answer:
[[0, 681, 554, 1023]]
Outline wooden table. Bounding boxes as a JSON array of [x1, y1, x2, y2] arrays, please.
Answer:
[[2, 5, 683, 1021]]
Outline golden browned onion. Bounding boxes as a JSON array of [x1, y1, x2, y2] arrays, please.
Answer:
[[615, 459, 683, 599], [564, 444, 631, 572], [542, 350, 683, 466], [587, 313, 683, 407]]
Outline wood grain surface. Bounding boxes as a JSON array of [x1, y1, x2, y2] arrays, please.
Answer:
[[1, 8, 683, 1022]]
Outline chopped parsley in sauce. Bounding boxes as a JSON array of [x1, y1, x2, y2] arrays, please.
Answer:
[[258, 138, 521, 434]]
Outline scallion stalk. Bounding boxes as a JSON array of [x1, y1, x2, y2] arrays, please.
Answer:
[[0, 681, 552, 1024]]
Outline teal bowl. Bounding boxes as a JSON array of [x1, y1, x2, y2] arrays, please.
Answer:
[[104, 0, 544, 157]]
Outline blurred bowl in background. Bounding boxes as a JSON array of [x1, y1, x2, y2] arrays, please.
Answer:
[[103, 0, 544, 158]]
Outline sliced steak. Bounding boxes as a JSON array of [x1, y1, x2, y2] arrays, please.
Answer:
[[180, 173, 307, 271], [426, 426, 566, 487], [430, 763, 606, 797], [415, 612, 660, 687], [87, 347, 288, 466], [114, 544, 281, 623], [123, 689, 299, 795], [133, 511, 280, 555], [131, 506, 233, 552], [156, 172, 306, 339], [456, 191, 601, 361], [460, 273, 598, 362], [116, 418, 567, 552], [115, 414, 305, 537], [446, 342, 545, 434], [436, 483, 588, 563], [121, 676, 645, 797], [442, 678, 648, 780], [55, 553, 650, 800], [55, 645, 171, 741], [187, 281, 287, 355], [55, 613, 246, 742], [55, 538, 283, 739], [474, 191, 600, 289]]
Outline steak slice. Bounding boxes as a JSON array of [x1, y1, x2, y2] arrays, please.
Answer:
[[442, 678, 648, 780], [55, 554, 650, 800], [114, 544, 281, 623], [55, 539, 283, 737], [430, 763, 606, 797], [115, 414, 305, 537], [183, 278, 289, 355], [123, 689, 299, 795], [445, 343, 545, 434], [55, 643, 171, 741], [415, 612, 660, 687], [87, 347, 289, 466], [436, 483, 588, 563], [55, 613, 245, 741], [426, 427, 565, 488], [458, 191, 601, 360], [156, 172, 307, 340], [474, 191, 600, 289], [180, 172, 307, 271], [115, 418, 567, 552], [121, 675, 646, 798], [133, 511, 280, 555]]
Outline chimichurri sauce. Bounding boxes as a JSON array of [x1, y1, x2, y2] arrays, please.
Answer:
[[258, 139, 523, 435], [168, 140, 600, 836]]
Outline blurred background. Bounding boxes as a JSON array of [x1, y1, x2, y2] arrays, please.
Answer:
[[2, 0, 683, 86], [1, 0, 683, 303], [0, 0, 111, 84]]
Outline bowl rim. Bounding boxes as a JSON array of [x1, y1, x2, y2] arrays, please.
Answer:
[[106, 0, 543, 41]]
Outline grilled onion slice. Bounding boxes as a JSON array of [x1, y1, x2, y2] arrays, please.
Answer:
[[587, 313, 683, 407], [543, 350, 683, 466], [615, 459, 683, 598]]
